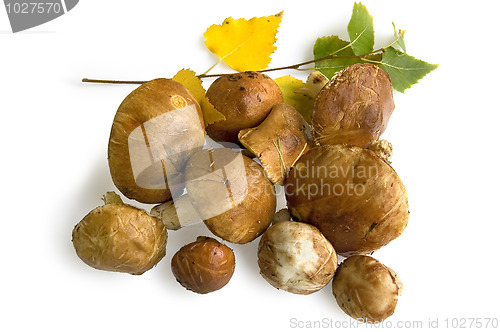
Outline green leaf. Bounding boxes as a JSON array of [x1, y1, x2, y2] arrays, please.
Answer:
[[347, 2, 375, 56], [313, 35, 361, 79], [378, 47, 438, 93], [392, 22, 406, 52]]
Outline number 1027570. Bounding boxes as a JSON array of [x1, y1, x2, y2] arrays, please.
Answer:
[[5, 2, 62, 14], [444, 317, 498, 329]]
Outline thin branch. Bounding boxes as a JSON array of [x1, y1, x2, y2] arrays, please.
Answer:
[[82, 78, 148, 84], [361, 58, 382, 65], [81, 40, 398, 84]]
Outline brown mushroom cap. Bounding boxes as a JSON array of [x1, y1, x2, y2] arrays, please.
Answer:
[[258, 221, 337, 295], [72, 203, 167, 275], [332, 255, 402, 322], [238, 102, 313, 185], [108, 78, 205, 204], [185, 148, 276, 244], [285, 145, 409, 256], [171, 237, 235, 294], [206, 71, 283, 143], [312, 63, 394, 147]]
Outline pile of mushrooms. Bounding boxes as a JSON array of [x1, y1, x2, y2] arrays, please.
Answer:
[[72, 64, 409, 323]]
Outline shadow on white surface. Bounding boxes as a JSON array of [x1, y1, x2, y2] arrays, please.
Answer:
[[54, 156, 115, 275]]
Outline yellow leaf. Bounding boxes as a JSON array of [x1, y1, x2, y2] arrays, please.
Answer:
[[274, 75, 314, 124], [172, 69, 225, 127], [204, 12, 283, 72]]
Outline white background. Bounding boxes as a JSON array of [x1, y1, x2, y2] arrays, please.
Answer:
[[1, 0, 499, 331]]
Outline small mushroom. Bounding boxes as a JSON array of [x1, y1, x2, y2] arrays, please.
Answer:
[[258, 221, 337, 294], [72, 193, 167, 275], [297, 71, 329, 99], [171, 237, 235, 294], [332, 255, 403, 322], [206, 71, 283, 143]]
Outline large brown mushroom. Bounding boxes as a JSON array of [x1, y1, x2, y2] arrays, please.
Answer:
[[185, 148, 276, 244], [285, 144, 409, 256], [312, 63, 395, 147], [108, 78, 205, 204]]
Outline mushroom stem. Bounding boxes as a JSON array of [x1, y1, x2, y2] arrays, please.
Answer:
[[102, 191, 123, 205], [150, 194, 201, 230], [272, 208, 292, 225], [367, 139, 393, 164]]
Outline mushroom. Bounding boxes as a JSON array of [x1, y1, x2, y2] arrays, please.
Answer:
[[332, 255, 403, 322], [171, 236, 235, 294], [238, 102, 313, 185], [285, 144, 409, 256], [205, 71, 283, 143], [258, 221, 337, 294], [108, 78, 205, 204], [72, 192, 167, 275], [312, 63, 395, 147], [185, 148, 276, 244]]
